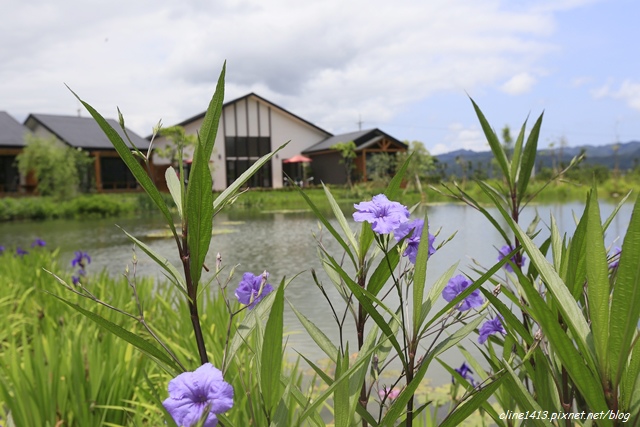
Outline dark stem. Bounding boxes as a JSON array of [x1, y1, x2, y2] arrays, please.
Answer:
[[181, 220, 209, 365], [357, 266, 368, 427]]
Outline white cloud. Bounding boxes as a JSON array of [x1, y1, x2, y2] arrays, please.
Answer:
[[500, 72, 537, 95], [592, 79, 640, 111], [0, 0, 583, 137], [430, 123, 487, 154]]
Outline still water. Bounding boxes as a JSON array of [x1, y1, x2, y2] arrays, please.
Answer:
[[0, 200, 633, 385]]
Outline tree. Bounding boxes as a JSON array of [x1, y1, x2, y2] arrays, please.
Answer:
[[502, 125, 513, 160], [395, 141, 436, 201], [367, 152, 394, 184], [155, 126, 198, 167], [331, 141, 357, 188], [16, 134, 93, 199]]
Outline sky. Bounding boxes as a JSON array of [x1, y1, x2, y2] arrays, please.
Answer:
[[2, 0, 639, 155]]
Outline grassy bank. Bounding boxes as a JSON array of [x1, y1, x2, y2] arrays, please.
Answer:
[[1, 177, 637, 221]]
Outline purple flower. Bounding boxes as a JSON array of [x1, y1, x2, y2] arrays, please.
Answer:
[[353, 194, 409, 234], [378, 386, 400, 401], [442, 275, 484, 311], [497, 245, 526, 273], [0, 245, 4, 255], [452, 362, 476, 386], [478, 316, 507, 344], [71, 251, 91, 268], [394, 219, 436, 263], [31, 238, 46, 248], [235, 271, 273, 309], [162, 363, 234, 427], [15, 247, 28, 257], [608, 246, 621, 269]]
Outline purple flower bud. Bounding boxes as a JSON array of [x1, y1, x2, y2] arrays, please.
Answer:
[[31, 238, 46, 248], [452, 362, 476, 386], [442, 275, 484, 311], [393, 219, 436, 263], [497, 245, 526, 273], [478, 316, 507, 344], [235, 272, 274, 310]]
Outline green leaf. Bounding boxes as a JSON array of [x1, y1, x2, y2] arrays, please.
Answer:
[[47, 293, 182, 376], [185, 63, 227, 289], [69, 88, 178, 238], [366, 242, 400, 297], [298, 340, 384, 423], [419, 263, 458, 326], [261, 283, 284, 413], [288, 302, 338, 362], [292, 182, 356, 267], [165, 166, 183, 219], [470, 98, 510, 181], [334, 352, 350, 427], [516, 111, 543, 204], [323, 183, 359, 258], [385, 152, 412, 200], [610, 194, 640, 389], [382, 317, 485, 426], [501, 362, 556, 427], [508, 260, 611, 420], [441, 377, 506, 427], [412, 210, 431, 337], [117, 226, 187, 297], [584, 189, 610, 380], [565, 205, 589, 299], [224, 276, 292, 372], [509, 118, 528, 184], [322, 249, 406, 365], [476, 180, 594, 362]]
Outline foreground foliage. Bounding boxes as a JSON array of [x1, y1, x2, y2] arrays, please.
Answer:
[[2, 62, 639, 426]]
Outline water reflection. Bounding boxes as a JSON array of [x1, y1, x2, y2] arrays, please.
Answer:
[[0, 201, 633, 384]]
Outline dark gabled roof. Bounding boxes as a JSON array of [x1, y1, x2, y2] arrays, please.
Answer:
[[303, 128, 407, 154], [163, 92, 332, 139], [24, 113, 148, 150], [0, 111, 31, 147]]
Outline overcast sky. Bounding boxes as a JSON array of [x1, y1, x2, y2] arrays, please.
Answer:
[[2, 0, 638, 154]]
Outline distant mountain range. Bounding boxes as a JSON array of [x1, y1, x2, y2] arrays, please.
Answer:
[[434, 140, 640, 178]]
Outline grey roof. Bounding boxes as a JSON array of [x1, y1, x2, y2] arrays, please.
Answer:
[[25, 113, 148, 150], [303, 128, 407, 154], [0, 111, 31, 147]]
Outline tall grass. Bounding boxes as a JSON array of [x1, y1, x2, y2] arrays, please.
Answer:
[[0, 246, 271, 426]]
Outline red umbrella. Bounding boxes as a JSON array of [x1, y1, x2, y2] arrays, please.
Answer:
[[283, 154, 312, 163]]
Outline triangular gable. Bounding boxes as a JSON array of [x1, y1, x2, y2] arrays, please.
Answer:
[[171, 92, 332, 139], [303, 128, 407, 154]]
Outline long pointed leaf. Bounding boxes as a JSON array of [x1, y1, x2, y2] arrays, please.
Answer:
[[69, 88, 178, 238], [185, 66, 226, 287], [584, 189, 610, 380], [261, 283, 284, 413], [470, 98, 510, 179], [517, 111, 543, 204], [610, 195, 640, 389]]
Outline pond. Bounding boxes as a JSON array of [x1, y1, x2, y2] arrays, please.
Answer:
[[0, 199, 633, 386]]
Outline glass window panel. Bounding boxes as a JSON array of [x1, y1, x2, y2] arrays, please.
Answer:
[[236, 137, 248, 157], [225, 137, 235, 157]]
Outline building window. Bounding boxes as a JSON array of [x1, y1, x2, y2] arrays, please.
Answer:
[[100, 157, 137, 190], [0, 155, 19, 192], [225, 136, 272, 187]]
